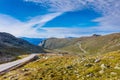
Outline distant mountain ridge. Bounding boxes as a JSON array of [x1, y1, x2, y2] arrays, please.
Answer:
[[21, 37, 46, 45], [40, 33, 120, 55]]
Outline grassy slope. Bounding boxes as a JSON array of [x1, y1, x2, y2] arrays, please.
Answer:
[[42, 33, 120, 55], [1, 50, 120, 80]]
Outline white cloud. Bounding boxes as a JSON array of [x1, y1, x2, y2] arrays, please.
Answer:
[[24, 0, 120, 32], [0, 13, 119, 38], [24, 0, 120, 15], [34, 27, 119, 38], [24, 0, 87, 12], [0, 0, 119, 38], [27, 12, 62, 28], [0, 13, 62, 37]]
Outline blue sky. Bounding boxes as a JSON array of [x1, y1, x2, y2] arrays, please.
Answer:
[[0, 0, 120, 38]]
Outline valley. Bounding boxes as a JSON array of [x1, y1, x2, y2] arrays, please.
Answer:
[[0, 32, 120, 80], [0, 0, 120, 79], [41, 33, 120, 55]]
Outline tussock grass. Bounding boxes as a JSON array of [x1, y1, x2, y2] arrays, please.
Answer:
[[1, 50, 120, 80]]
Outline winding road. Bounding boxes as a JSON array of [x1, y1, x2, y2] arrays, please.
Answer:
[[0, 54, 37, 74], [77, 41, 87, 53]]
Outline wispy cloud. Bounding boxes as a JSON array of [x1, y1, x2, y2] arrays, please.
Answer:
[[26, 12, 62, 27], [25, 0, 120, 31], [24, 0, 86, 12], [33, 27, 119, 38], [0, 0, 119, 38], [24, 0, 120, 15], [0, 13, 62, 37], [0, 13, 119, 38]]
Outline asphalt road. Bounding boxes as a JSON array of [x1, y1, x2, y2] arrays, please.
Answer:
[[0, 54, 37, 73]]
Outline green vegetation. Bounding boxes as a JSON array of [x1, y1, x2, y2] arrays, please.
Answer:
[[1, 50, 120, 80], [0, 33, 120, 80], [41, 33, 120, 55]]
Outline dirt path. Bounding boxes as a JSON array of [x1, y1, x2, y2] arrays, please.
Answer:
[[77, 41, 87, 53]]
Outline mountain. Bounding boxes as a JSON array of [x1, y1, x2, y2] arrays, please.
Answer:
[[40, 37, 75, 49], [0, 32, 120, 79], [0, 32, 44, 63], [40, 33, 120, 55], [65, 37, 76, 39], [21, 37, 46, 45]]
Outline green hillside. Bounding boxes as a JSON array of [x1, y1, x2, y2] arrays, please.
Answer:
[[1, 50, 120, 80], [41, 33, 120, 55]]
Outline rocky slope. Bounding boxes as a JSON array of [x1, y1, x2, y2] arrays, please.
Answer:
[[0, 32, 44, 63], [1, 50, 120, 80], [40, 33, 120, 55]]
